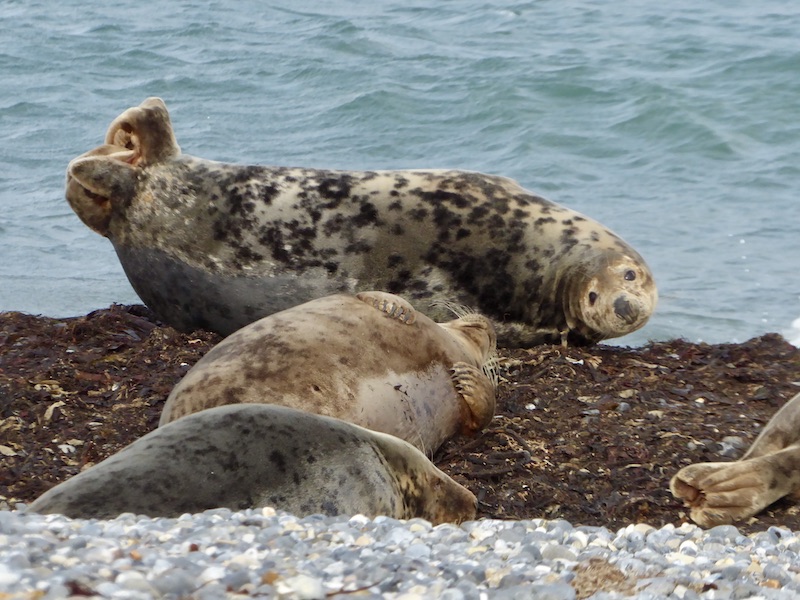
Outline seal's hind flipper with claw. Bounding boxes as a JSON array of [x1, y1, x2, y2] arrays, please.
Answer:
[[671, 391, 800, 527], [450, 361, 496, 434], [670, 446, 800, 528], [356, 291, 417, 325], [104, 97, 181, 167]]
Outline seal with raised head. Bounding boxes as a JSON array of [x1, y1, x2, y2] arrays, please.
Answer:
[[66, 97, 657, 346], [27, 403, 478, 523], [670, 391, 800, 528], [160, 291, 497, 455]]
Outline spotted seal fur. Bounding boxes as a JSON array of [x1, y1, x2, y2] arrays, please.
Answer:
[[65, 97, 657, 346], [160, 291, 497, 455], [671, 391, 800, 527], [27, 404, 477, 523]]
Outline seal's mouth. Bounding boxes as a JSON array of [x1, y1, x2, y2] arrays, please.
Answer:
[[75, 182, 110, 208], [64, 147, 138, 237]]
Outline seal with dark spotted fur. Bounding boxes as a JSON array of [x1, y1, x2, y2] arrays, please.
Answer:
[[27, 404, 477, 523], [671, 391, 800, 528], [160, 291, 496, 455], [66, 97, 657, 346]]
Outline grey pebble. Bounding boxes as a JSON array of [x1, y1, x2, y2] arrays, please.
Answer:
[[150, 569, 197, 596], [540, 543, 577, 561]]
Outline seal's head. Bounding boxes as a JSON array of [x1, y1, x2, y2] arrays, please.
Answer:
[[439, 312, 497, 366], [419, 467, 478, 525], [564, 249, 657, 343], [374, 431, 478, 524], [430, 301, 496, 363], [64, 97, 180, 236], [434, 308, 499, 400]]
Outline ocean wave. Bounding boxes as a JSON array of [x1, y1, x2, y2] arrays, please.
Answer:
[[787, 318, 800, 348]]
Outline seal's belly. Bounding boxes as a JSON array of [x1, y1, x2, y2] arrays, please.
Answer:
[[112, 242, 353, 335], [346, 365, 463, 454]]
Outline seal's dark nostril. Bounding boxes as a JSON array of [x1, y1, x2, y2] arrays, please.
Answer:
[[614, 296, 637, 324], [588, 292, 598, 305]]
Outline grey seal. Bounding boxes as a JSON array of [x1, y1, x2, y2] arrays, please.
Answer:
[[27, 404, 477, 523], [160, 291, 497, 455], [66, 97, 657, 346]]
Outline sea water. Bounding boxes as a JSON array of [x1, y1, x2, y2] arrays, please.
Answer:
[[1, 0, 798, 347]]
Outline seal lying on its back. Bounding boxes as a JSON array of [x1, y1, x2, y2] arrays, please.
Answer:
[[27, 404, 477, 523], [66, 97, 657, 346], [671, 391, 800, 528], [160, 291, 496, 455]]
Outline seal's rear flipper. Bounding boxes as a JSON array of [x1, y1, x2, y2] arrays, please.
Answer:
[[105, 97, 181, 167], [670, 445, 800, 528], [65, 156, 138, 236]]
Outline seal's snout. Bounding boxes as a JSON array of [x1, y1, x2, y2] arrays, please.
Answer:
[[613, 296, 638, 324]]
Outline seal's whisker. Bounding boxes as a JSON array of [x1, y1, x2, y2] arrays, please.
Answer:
[[413, 432, 431, 459], [429, 299, 478, 319]]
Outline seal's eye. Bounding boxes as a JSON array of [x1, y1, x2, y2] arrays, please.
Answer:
[[588, 292, 598, 305], [624, 270, 636, 281]]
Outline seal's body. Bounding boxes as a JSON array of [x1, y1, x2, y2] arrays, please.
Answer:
[[671, 391, 800, 528], [160, 291, 496, 455], [66, 97, 657, 346], [27, 404, 477, 523]]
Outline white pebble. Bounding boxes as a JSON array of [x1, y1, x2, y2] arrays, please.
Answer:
[[197, 565, 226, 585], [279, 574, 325, 599], [0, 563, 21, 586]]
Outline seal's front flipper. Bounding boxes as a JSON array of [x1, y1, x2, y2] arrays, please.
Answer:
[[65, 155, 138, 236], [670, 445, 800, 528], [105, 97, 181, 167], [356, 291, 417, 325], [450, 361, 496, 434]]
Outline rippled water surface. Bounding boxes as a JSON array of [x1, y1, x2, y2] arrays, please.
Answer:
[[2, 1, 799, 346]]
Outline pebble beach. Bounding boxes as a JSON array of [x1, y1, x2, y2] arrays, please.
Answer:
[[3, 507, 800, 599]]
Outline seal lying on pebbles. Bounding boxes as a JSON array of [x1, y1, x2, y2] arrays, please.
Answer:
[[670, 391, 800, 528], [160, 291, 497, 455], [27, 404, 477, 523], [65, 97, 657, 346]]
